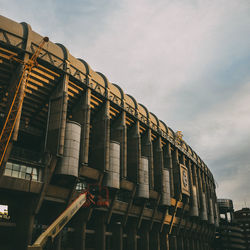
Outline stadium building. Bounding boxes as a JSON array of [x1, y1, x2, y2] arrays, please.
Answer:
[[0, 15, 218, 250]]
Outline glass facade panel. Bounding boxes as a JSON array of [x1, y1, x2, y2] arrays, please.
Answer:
[[26, 167, 32, 174], [6, 162, 12, 169], [25, 173, 31, 180], [12, 171, 19, 177], [4, 169, 11, 176], [20, 165, 26, 172], [4, 162, 39, 182], [12, 164, 19, 171], [20, 172, 26, 179], [33, 168, 37, 175]]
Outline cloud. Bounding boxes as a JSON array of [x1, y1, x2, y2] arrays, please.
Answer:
[[216, 165, 250, 210], [181, 80, 250, 210], [1, 0, 250, 209]]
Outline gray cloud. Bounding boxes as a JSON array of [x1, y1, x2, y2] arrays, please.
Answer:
[[1, 0, 250, 209]]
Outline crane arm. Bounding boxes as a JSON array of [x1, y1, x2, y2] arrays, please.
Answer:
[[28, 192, 87, 250], [0, 37, 49, 169]]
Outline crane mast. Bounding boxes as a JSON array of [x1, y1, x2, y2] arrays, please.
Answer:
[[0, 37, 49, 168]]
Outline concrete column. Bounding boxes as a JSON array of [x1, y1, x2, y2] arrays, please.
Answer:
[[192, 235, 197, 250], [192, 164, 200, 207], [172, 147, 179, 166], [35, 154, 57, 214], [72, 88, 91, 167], [184, 235, 190, 250], [111, 111, 127, 179], [188, 160, 199, 217], [91, 100, 110, 172], [225, 212, 228, 221], [127, 220, 137, 250], [201, 239, 205, 250], [197, 166, 207, 220], [172, 148, 181, 199], [139, 228, 149, 250], [180, 152, 185, 165], [194, 232, 199, 250], [53, 233, 62, 250], [75, 222, 86, 250], [196, 166, 204, 216], [95, 213, 106, 250], [183, 236, 187, 250], [201, 166, 209, 220], [187, 159, 194, 190], [197, 167, 204, 195], [127, 121, 141, 183], [150, 229, 160, 250], [190, 236, 195, 250], [45, 73, 68, 156], [160, 227, 169, 250], [73, 209, 88, 250], [207, 178, 214, 225], [164, 142, 174, 197], [177, 235, 184, 250], [141, 129, 154, 190], [153, 137, 164, 192], [196, 237, 201, 250], [14, 197, 36, 250], [112, 222, 123, 250], [169, 235, 177, 250]]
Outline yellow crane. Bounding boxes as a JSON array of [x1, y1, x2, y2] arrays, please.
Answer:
[[28, 185, 109, 249], [0, 37, 49, 168], [28, 192, 88, 250]]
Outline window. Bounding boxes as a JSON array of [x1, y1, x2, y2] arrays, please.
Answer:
[[76, 181, 87, 191], [220, 214, 226, 219], [4, 162, 38, 181]]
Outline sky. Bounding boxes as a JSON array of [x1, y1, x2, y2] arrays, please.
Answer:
[[1, 0, 250, 210]]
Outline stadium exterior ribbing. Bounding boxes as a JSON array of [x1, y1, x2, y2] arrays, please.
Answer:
[[0, 15, 218, 250]]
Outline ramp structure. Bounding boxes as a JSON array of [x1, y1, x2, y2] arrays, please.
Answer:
[[215, 199, 246, 250]]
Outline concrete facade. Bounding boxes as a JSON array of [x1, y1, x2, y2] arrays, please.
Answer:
[[0, 15, 218, 250]]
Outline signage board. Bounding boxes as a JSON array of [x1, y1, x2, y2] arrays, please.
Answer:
[[180, 164, 190, 196]]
